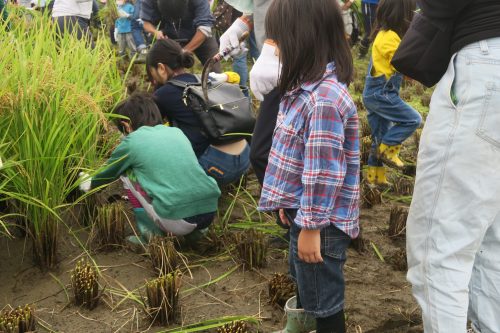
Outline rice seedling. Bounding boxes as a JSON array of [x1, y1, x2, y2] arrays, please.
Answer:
[[145, 271, 182, 326], [217, 321, 249, 333], [0, 305, 36, 333], [388, 206, 409, 238], [92, 201, 128, 249], [268, 273, 295, 308], [361, 181, 382, 209], [71, 259, 100, 310], [0, 12, 124, 269], [233, 229, 268, 269], [149, 236, 180, 276]]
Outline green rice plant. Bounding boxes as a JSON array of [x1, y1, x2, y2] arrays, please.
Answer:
[[0, 305, 36, 333], [0, 12, 124, 269], [71, 259, 101, 310]]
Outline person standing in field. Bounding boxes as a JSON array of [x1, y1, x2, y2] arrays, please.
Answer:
[[406, 0, 500, 332], [52, 0, 94, 46], [362, 0, 421, 186], [258, 1, 359, 332], [358, 0, 379, 58]]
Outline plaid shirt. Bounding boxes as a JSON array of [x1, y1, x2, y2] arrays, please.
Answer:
[[258, 62, 360, 238]]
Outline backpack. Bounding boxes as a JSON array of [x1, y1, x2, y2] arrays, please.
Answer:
[[168, 79, 255, 145]]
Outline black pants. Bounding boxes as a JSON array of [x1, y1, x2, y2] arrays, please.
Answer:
[[54, 16, 94, 48], [249, 88, 281, 185], [360, 2, 378, 48]]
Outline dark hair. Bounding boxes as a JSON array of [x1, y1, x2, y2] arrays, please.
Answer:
[[113, 92, 163, 132], [157, 0, 189, 21], [265, 0, 353, 93], [372, 0, 416, 39], [146, 39, 195, 72]]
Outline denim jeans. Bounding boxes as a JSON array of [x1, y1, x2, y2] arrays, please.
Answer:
[[288, 217, 351, 318], [362, 62, 421, 166], [232, 52, 249, 94], [131, 20, 146, 51], [407, 38, 500, 333], [198, 143, 250, 186]]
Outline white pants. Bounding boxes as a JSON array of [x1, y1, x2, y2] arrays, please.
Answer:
[[407, 37, 500, 333]]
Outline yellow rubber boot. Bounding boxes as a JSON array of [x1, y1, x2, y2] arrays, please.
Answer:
[[366, 166, 377, 185], [224, 71, 241, 84], [375, 166, 390, 186], [379, 143, 404, 169]]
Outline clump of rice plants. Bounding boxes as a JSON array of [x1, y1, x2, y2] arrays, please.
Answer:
[[217, 321, 249, 333], [359, 116, 371, 138], [149, 236, 179, 276], [0, 12, 124, 269], [0, 305, 36, 333], [389, 248, 407, 271], [92, 202, 128, 249], [393, 175, 414, 196], [71, 259, 100, 310], [413, 128, 422, 152], [388, 206, 409, 238], [145, 271, 182, 326], [268, 273, 295, 308], [233, 229, 268, 269], [361, 181, 382, 209], [360, 136, 372, 166], [350, 226, 368, 253]]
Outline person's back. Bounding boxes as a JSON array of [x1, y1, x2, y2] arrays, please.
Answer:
[[104, 125, 220, 219]]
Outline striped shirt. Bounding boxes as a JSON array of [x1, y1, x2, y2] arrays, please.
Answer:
[[258, 62, 360, 238]]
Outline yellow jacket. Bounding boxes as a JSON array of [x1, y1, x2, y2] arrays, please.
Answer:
[[371, 30, 401, 79]]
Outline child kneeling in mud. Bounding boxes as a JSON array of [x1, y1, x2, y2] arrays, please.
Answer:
[[80, 92, 221, 244]]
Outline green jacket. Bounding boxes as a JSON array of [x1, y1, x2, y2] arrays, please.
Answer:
[[92, 125, 221, 219]]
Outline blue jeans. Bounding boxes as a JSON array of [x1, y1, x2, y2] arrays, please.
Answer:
[[131, 19, 146, 51], [198, 143, 250, 186], [289, 220, 351, 318], [232, 52, 249, 94], [362, 64, 421, 166]]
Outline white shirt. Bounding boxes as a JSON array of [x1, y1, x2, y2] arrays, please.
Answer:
[[52, 0, 93, 19]]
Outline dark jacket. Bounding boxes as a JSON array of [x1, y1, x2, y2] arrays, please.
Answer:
[[419, 0, 500, 53], [140, 0, 214, 41]]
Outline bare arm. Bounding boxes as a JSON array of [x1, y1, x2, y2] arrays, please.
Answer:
[[184, 29, 207, 53]]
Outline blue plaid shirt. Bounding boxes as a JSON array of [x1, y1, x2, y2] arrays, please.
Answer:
[[258, 62, 360, 238]]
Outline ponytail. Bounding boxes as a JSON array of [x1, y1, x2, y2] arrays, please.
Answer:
[[146, 39, 195, 71]]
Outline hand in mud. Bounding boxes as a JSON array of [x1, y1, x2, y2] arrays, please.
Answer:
[[298, 229, 323, 264], [279, 209, 291, 226]]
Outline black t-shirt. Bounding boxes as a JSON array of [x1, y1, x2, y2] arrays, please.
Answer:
[[420, 0, 500, 53], [153, 73, 209, 157]]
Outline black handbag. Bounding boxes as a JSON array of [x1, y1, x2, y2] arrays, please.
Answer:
[[168, 79, 255, 145], [391, 12, 454, 88]]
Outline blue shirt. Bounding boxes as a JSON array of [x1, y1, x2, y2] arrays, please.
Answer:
[[140, 0, 214, 41], [153, 74, 209, 157], [115, 3, 134, 33], [362, 0, 379, 4], [258, 63, 360, 238]]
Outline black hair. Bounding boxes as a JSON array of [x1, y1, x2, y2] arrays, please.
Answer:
[[265, 0, 353, 94], [157, 0, 189, 21], [372, 0, 416, 39], [146, 39, 195, 73], [113, 92, 163, 132]]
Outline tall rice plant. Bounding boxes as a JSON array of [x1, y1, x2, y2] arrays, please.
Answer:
[[0, 9, 124, 269]]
